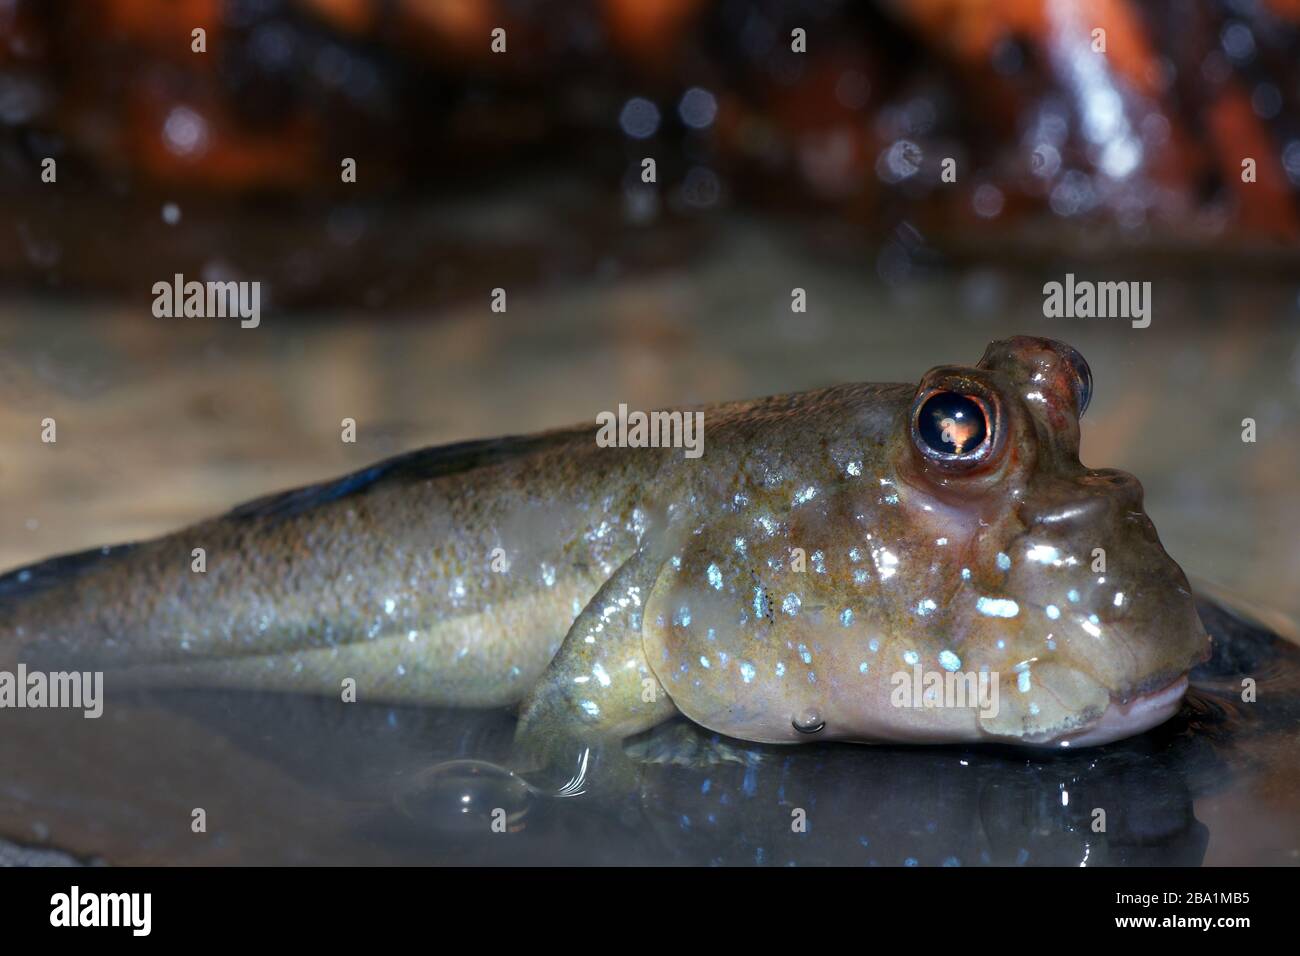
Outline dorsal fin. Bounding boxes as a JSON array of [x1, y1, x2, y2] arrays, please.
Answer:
[[0, 542, 137, 606], [0, 430, 584, 611], [225, 430, 579, 522]]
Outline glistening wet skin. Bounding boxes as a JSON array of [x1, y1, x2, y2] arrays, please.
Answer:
[[3, 338, 1210, 771]]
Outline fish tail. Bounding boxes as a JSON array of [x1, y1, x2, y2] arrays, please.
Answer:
[[0, 542, 139, 671]]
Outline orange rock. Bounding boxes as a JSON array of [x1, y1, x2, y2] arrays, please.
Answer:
[[600, 0, 705, 63], [1206, 83, 1300, 239]]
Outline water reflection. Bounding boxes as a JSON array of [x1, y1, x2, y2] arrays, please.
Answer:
[[0, 596, 1295, 865]]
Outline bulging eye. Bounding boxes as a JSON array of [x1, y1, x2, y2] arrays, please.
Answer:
[[1067, 346, 1093, 417], [917, 392, 989, 457]]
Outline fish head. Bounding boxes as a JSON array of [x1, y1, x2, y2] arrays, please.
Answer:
[[899, 335, 1209, 746], [642, 337, 1208, 748]]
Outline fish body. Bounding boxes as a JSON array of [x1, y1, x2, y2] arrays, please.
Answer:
[[1, 337, 1209, 749]]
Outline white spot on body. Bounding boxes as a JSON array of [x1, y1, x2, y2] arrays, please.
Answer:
[[873, 547, 899, 580], [977, 597, 1020, 618]]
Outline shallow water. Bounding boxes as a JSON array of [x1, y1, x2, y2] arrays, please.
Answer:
[[1, 218, 1298, 865], [1, 595, 1296, 866]]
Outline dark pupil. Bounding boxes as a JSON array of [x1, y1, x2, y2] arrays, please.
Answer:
[[918, 393, 987, 456]]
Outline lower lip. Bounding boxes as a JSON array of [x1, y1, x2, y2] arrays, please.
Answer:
[[1060, 674, 1190, 747]]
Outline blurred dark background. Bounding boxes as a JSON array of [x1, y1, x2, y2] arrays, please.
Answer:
[[3, 0, 1300, 306]]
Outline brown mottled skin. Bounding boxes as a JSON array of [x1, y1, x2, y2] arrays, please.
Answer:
[[0, 338, 1209, 754]]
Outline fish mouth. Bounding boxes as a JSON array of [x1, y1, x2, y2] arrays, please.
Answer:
[[1054, 673, 1190, 748]]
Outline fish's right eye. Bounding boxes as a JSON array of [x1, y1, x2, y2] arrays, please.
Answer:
[[916, 391, 990, 458]]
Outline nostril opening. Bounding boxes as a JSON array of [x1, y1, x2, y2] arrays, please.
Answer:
[[1021, 471, 1144, 526], [1081, 469, 1141, 492], [1083, 468, 1125, 482]]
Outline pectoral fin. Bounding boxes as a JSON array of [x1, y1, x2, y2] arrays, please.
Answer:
[[514, 545, 679, 787]]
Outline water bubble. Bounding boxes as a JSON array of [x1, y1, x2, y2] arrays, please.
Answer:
[[251, 22, 296, 71], [0, 76, 45, 124], [161, 202, 181, 226], [313, 44, 352, 87], [792, 709, 825, 734], [623, 183, 659, 224], [680, 166, 721, 209], [972, 183, 1004, 219], [1283, 141, 1300, 186], [1200, 51, 1231, 85], [1030, 143, 1060, 178], [162, 106, 210, 157], [678, 87, 717, 129], [900, 97, 937, 135], [877, 139, 922, 183], [1049, 170, 1096, 217], [619, 97, 660, 139], [1252, 83, 1282, 120], [396, 760, 530, 835], [1098, 136, 1142, 179], [1220, 22, 1255, 62]]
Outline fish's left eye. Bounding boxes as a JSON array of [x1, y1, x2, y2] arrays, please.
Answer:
[[916, 392, 989, 457]]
